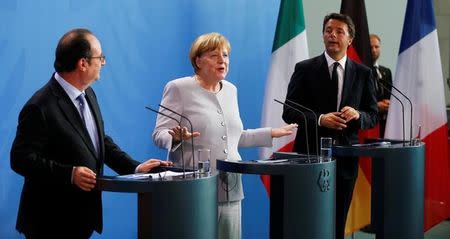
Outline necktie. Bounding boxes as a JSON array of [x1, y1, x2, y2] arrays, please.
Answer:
[[373, 65, 384, 96], [76, 93, 99, 155], [331, 62, 339, 110]]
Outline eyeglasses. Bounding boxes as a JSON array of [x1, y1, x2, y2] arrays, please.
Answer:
[[89, 54, 106, 63]]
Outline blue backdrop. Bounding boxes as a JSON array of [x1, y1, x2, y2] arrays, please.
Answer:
[[0, 1, 279, 238]]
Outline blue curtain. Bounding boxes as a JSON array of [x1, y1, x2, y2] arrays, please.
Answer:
[[0, 1, 278, 238]]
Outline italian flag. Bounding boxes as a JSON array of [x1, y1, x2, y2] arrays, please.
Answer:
[[385, 0, 450, 230], [260, 0, 309, 193]]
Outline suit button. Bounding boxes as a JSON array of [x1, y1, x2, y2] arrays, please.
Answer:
[[223, 149, 228, 154], [217, 109, 223, 114], [222, 135, 227, 140]]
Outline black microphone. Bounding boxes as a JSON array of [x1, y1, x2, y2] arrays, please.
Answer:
[[274, 99, 311, 160], [158, 104, 196, 174], [145, 106, 186, 176], [380, 81, 413, 144], [284, 98, 319, 158], [378, 84, 406, 145]]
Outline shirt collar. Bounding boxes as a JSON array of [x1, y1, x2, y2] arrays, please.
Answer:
[[54, 72, 85, 101], [324, 51, 347, 70]]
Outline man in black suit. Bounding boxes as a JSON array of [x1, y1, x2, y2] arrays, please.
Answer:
[[370, 33, 393, 138], [282, 13, 378, 239], [10, 28, 171, 239]]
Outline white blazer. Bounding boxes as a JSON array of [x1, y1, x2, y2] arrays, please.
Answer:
[[153, 76, 272, 202]]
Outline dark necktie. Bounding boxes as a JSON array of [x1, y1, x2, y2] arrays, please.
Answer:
[[332, 62, 339, 110], [76, 93, 99, 155]]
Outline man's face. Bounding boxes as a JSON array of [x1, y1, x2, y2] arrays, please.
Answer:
[[370, 36, 381, 62], [323, 19, 353, 59], [85, 35, 105, 84]]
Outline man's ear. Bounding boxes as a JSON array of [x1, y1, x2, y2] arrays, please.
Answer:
[[79, 58, 88, 72]]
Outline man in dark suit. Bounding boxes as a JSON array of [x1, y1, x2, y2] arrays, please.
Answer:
[[282, 13, 378, 239], [370, 33, 393, 138], [10, 28, 170, 239]]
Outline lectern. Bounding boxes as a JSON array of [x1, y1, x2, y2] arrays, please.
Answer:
[[333, 141, 425, 239], [97, 173, 218, 239], [217, 158, 336, 239]]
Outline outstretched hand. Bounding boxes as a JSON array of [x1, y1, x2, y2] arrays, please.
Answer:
[[169, 126, 201, 143], [271, 123, 298, 138], [136, 159, 173, 173]]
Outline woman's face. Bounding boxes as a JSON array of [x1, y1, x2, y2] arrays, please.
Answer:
[[196, 47, 229, 82]]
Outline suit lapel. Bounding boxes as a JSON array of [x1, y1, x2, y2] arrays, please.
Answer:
[[340, 59, 355, 109], [50, 78, 99, 159]]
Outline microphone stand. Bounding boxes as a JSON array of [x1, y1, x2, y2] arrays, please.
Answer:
[[274, 99, 310, 160], [381, 81, 413, 144], [159, 104, 196, 175], [145, 106, 186, 177], [284, 98, 320, 160], [378, 84, 406, 146]]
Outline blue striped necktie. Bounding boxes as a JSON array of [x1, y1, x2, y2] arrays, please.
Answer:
[[76, 93, 99, 155]]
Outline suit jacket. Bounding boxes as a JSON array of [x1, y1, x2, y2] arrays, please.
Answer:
[[153, 76, 272, 202], [10, 75, 140, 235], [282, 54, 378, 178]]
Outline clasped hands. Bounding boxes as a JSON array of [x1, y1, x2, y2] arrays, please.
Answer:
[[320, 106, 360, 130]]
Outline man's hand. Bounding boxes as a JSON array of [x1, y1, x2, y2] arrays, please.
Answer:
[[320, 112, 347, 130], [73, 166, 96, 191], [339, 106, 360, 122], [377, 99, 390, 112], [136, 159, 173, 173]]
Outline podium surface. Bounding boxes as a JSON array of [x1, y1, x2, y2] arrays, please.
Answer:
[[217, 158, 336, 239], [334, 141, 425, 239], [97, 172, 217, 239]]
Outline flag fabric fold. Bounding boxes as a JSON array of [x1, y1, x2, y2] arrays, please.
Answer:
[[385, 0, 450, 230], [260, 0, 309, 194]]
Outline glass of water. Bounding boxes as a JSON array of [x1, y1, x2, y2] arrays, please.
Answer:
[[197, 149, 211, 174], [320, 137, 333, 162]]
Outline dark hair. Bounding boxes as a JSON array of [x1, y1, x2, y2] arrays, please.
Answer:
[[53, 28, 93, 73], [322, 13, 355, 39]]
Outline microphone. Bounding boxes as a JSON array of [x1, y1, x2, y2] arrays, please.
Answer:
[[284, 98, 319, 159], [145, 106, 186, 176], [158, 104, 196, 174], [378, 84, 406, 145], [274, 99, 311, 160], [380, 81, 413, 144]]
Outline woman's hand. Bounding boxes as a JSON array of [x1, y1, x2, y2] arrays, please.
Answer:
[[169, 126, 201, 144], [271, 123, 298, 138]]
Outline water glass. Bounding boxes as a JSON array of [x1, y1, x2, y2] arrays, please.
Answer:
[[320, 137, 333, 162], [197, 149, 211, 173]]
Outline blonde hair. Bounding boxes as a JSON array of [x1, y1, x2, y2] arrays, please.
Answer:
[[189, 32, 231, 73]]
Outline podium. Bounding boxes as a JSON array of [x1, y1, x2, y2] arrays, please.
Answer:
[[217, 158, 336, 239], [333, 141, 425, 239], [97, 172, 218, 239]]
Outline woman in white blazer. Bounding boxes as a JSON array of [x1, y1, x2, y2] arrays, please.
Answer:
[[153, 32, 296, 239]]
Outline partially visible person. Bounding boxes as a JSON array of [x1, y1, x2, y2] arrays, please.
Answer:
[[370, 33, 393, 138], [10, 28, 170, 239], [152, 32, 297, 239], [282, 13, 378, 239]]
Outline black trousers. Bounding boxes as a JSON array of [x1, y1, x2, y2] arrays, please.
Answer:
[[335, 175, 357, 239]]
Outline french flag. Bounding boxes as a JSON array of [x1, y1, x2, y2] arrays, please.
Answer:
[[385, 0, 450, 230]]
